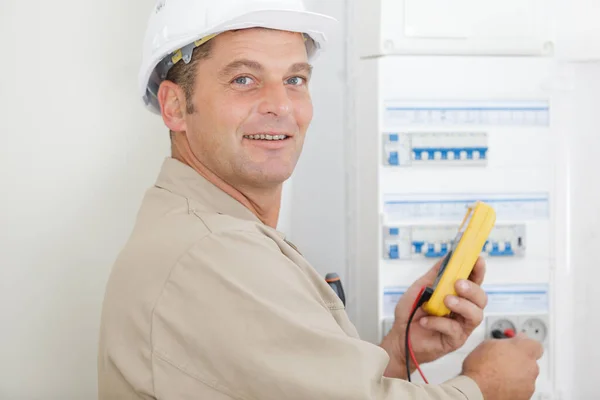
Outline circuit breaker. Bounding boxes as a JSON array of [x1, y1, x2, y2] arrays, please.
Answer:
[[382, 223, 526, 260], [383, 132, 489, 167]]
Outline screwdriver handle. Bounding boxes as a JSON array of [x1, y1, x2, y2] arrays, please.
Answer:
[[325, 273, 345, 306]]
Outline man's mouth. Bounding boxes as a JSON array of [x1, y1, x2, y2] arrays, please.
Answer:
[[243, 134, 289, 141]]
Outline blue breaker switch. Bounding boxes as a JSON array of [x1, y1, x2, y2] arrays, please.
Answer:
[[413, 241, 425, 254], [389, 244, 399, 259], [424, 243, 435, 257], [489, 241, 515, 257], [412, 241, 425, 254], [388, 151, 399, 166], [441, 243, 448, 255], [424, 243, 449, 258], [492, 242, 499, 254]]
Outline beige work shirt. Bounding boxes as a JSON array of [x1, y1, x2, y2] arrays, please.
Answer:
[[98, 157, 483, 399]]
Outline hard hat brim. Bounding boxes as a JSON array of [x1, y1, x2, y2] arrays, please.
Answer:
[[140, 8, 339, 114], [215, 9, 338, 46]]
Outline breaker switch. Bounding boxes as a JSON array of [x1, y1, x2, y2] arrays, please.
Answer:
[[389, 244, 399, 259]]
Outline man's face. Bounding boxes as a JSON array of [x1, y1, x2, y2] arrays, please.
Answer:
[[183, 28, 313, 189]]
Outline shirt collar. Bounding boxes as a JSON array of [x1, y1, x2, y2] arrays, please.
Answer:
[[154, 157, 265, 225]]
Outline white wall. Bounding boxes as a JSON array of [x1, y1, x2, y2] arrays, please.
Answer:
[[288, 1, 349, 282], [555, 0, 600, 60], [556, 62, 600, 399], [0, 1, 168, 398]]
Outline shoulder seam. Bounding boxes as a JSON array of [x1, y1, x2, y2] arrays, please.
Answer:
[[153, 185, 214, 234], [186, 197, 213, 234]]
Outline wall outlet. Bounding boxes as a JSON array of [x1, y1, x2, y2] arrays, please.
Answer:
[[518, 314, 549, 346], [485, 315, 519, 338], [485, 314, 550, 346]]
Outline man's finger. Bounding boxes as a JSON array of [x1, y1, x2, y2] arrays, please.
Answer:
[[467, 257, 486, 286], [418, 316, 463, 345], [455, 279, 488, 310], [444, 295, 484, 329], [524, 338, 544, 360], [513, 334, 545, 360]]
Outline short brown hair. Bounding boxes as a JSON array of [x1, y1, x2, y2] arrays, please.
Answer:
[[165, 39, 214, 115]]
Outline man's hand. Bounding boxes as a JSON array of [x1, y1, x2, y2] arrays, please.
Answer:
[[380, 257, 487, 379], [462, 334, 543, 400]]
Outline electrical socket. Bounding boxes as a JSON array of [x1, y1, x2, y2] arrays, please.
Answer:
[[518, 314, 549, 346], [485, 315, 519, 338], [485, 313, 549, 346]]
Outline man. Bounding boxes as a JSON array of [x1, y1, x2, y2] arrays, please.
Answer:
[[98, 0, 543, 399]]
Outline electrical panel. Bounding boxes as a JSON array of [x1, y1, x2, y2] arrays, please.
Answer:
[[351, 55, 556, 398]]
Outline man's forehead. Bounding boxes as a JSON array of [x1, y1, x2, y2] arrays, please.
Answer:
[[207, 28, 309, 69]]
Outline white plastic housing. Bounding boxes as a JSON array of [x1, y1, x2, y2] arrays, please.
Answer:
[[355, 0, 554, 57]]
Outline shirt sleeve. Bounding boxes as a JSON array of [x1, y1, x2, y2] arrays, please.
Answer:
[[150, 230, 484, 400]]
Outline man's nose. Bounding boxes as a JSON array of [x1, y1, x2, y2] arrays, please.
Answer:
[[258, 82, 293, 117]]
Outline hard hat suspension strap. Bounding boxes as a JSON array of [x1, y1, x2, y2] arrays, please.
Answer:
[[156, 34, 219, 81]]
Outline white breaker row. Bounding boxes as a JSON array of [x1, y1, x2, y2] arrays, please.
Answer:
[[383, 224, 526, 260], [383, 131, 489, 167]]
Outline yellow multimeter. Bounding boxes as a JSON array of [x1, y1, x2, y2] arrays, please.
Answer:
[[422, 201, 496, 317]]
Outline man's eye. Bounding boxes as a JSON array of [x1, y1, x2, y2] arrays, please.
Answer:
[[233, 76, 254, 85], [286, 76, 306, 86]]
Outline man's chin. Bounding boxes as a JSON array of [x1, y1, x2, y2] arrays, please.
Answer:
[[244, 167, 294, 188], [255, 172, 293, 188]]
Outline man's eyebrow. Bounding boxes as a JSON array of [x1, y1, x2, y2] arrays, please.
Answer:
[[289, 62, 313, 77], [219, 59, 264, 78], [218, 59, 313, 78]]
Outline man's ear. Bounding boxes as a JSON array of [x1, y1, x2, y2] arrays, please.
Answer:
[[157, 81, 188, 132]]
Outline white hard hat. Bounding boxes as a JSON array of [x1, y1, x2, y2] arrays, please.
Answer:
[[139, 0, 339, 114]]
